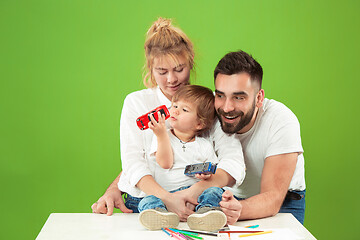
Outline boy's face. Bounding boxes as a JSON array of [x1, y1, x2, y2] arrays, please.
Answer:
[[169, 99, 203, 134]]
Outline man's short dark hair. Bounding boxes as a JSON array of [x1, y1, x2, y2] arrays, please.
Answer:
[[214, 51, 263, 90]]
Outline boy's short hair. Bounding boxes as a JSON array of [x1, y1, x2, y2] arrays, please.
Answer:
[[172, 85, 215, 134]]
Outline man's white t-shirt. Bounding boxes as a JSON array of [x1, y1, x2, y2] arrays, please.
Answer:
[[227, 98, 306, 199]]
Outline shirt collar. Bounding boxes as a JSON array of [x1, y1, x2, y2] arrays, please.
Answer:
[[156, 86, 172, 109]]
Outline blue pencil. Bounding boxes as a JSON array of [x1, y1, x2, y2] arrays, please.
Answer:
[[161, 228, 172, 237]]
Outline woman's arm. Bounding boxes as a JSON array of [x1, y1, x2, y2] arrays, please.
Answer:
[[91, 172, 133, 215]]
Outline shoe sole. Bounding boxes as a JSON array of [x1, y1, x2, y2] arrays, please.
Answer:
[[187, 210, 227, 231], [139, 209, 179, 231]]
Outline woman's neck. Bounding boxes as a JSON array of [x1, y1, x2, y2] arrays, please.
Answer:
[[171, 129, 196, 143]]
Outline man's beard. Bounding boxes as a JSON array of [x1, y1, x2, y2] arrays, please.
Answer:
[[216, 100, 256, 134]]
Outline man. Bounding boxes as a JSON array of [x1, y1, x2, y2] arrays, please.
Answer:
[[215, 51, 306, 224], [92, 50, 306, 224]]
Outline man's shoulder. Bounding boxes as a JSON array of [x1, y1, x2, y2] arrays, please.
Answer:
[[262, 98, 298, 121]]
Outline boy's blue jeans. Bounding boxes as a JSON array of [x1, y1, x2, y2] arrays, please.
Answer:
[[124, 186, 224, 213], [125, 187, 305, 225]]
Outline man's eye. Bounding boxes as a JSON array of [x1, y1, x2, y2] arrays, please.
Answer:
[[235, 96, 245, 100], [215, 94, 223, 98]]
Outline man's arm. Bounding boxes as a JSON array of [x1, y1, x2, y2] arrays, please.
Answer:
[[220, 152, 298, 223], [91, 172, 133, 216]]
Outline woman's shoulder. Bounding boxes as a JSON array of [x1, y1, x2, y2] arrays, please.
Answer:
[[125, 88, 157, 99], [124, 88, 158, 104]]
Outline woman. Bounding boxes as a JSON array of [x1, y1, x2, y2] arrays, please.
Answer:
[[91, 17, 245, 222]]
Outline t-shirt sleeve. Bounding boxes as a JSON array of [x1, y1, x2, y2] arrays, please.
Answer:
[[265, 110, 304, 158], [210, 120, 246, 187]]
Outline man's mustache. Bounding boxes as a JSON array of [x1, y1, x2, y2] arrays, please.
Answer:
[[216, 108, 244, 118]]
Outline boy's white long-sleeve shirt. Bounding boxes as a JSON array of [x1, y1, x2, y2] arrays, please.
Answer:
[[118, 87, 245, 198]]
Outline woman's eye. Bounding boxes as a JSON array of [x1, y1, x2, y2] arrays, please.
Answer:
[[159, 71, 167, 75], [175, 68, 184, 73], [183, 108, 189, 112]]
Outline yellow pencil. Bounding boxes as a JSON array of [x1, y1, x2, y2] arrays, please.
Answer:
[[238, 230, 273, 238]]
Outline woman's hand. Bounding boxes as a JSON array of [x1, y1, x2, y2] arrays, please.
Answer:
[[219, 190, 242, 225], [91, 187, 133, 216]]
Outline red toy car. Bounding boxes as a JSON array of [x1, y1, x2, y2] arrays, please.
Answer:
[[136, 105, 170, 130]]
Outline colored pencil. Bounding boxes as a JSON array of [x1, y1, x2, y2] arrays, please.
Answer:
[[161, 228, 172, 237], [218, 230, 263, 234], [245, 225, 259, 228], [239, 230, 273, 238], [178, 229, 218, 236], [169, 228, 199, 236], [169, 228, 203, 239]]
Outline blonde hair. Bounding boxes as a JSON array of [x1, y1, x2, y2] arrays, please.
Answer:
[[143, 17, 195, 88], [172, 85, 215, 135]]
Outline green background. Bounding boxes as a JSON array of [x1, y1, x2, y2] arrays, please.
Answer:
[[1, 0, 359, 239]]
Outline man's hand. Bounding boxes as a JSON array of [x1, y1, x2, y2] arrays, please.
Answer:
[[219, 190, 242, 225], [162, 190, 198, 221], [91, 187, 133, 216]]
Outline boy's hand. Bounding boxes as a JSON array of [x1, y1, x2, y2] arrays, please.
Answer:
[[195, 173, 212, 180], [148, 112, 167, 137], [162, 191, 197, 221], [219, 190, 242, 225]]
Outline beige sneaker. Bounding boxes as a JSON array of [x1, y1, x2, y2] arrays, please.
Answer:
[[187, 207, 227, 231], [139, 208, 179, 231]]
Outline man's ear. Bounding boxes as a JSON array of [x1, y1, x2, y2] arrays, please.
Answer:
[[256, 89, 265, 108]]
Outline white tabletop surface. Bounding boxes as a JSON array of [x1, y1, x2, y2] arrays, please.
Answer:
[[36, 213, 316, 240]]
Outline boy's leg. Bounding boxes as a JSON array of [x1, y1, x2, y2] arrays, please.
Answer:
[[187, 187, 227, 231], [138, 195, 167, 212], [196, 186, 225, 210], [124, 193, 142, 213], [138, 195, 179, 230]]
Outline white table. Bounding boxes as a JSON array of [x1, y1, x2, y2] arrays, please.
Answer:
[[36, 213, 316, 240]]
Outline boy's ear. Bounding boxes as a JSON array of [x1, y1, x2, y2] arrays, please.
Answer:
[[196, 120, 206, 130]]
